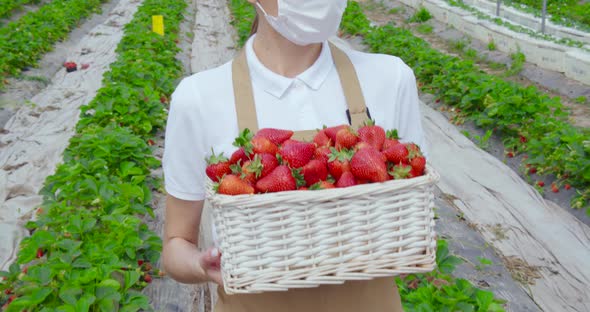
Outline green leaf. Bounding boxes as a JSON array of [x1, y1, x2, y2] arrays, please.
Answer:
[[31, 287, 53, 305], [59, 285, 83, 305]]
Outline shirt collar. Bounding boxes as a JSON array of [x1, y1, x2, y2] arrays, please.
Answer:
[[245, 35, 334, 99]]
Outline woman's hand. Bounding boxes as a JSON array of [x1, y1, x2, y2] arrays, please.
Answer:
[[199, 247, 223, 286]]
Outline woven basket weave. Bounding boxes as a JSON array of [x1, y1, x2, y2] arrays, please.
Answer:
[[206, 165, 440, 294]]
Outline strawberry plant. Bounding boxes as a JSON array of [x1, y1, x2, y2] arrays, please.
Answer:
[[0, 0, 40, 20], [341, 1, 590, 214], [0, 0, 187, 310], [0, 0, 109, 85]]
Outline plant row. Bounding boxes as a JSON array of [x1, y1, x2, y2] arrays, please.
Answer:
[[444, 0, 589, 50], [0, 0, 186, 310], [342, 1, 589, 213], [0, 0, 108, 85], [227, 1, 507, 311], [0, 0, 40, 20], [502, 0, 590, 32]]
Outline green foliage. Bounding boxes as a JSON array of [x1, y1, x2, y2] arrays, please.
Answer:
[[341, 1, 589, 212], [228, 0, 257, 47], [0, 0, 40, 20], [503, 0, 590, 32], [396, 240, 506, 311], [408, 7, 432, 23], [416, 23, 434, 34], [0, 0, 108, 84], [0, 0, 186, 309], [505, 50, 525, 76], [487, 40, 497, 51]]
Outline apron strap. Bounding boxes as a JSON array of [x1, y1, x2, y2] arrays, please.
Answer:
[[231, 42, 369, 138]]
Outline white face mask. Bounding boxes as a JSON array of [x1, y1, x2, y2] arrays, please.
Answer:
[[256, 0, 348, 46]]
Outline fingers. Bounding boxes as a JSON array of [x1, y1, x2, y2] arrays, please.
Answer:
[[208, 269, 223, 286], [200, 247, 222, 270]]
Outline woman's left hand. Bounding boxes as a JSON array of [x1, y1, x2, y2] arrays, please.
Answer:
[[199, 247, 223, 286]]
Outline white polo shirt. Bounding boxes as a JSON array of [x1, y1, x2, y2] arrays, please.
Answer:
[[163, 35, 428, 201]]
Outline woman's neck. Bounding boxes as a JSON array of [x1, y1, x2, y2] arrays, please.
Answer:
[[252, 22, 323, 78]]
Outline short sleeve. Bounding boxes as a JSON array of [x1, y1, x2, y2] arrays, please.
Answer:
[[396, 65, 430, 159], [162, 78, 207, 201]]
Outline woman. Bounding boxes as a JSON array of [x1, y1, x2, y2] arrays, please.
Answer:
[[162, 0, 428, 311]]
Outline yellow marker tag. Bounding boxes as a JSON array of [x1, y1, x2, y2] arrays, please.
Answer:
[[152, 15, 164, 36]]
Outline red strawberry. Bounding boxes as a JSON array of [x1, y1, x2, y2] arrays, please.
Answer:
[[160, 95, 168, 104], [327, 148, 354, 180], [506, 151, 514, 158], [389, 163, 413, 179], [310, 181, 336, 190], [254, 128, 294, 145], [351, 148, 389, 182], [314, 146, 331, 165], [564, 184, 571, 190], [22, 267, 28, 274], [138, 260, 144, 266], [298, 186, 308, 191], [81, 63, 90, 70], [355, 141, 373, 151], [409, 150, 426, 177], [4, 289, 12, 295], [357, 120, 386, 150], [36, 248, 43, 258], [335, 127, 358, 150], [229, 147, 250, 165], [217, 175, 255, 195], [281, 139, 301, 146], [529, 167, 537, 174], [8, 295, 16, 303], [324, 125, 348, 142], [252, 137, 278, 155], [258, 153, 279, 178], [279, 142, 315, 168], [256, 165, 298, 193], [383, 129, 400, 150], [551, 183, 559, 193], [144, 274, 152, 283], [537, 181, 545, 187], [206, 150, 232, 182], [147, 139, 155, 146], [520, 135, 527, 143], [237, 160, 258, 185], [383, 143, 409, 164], [313, 129, 332, 147], [336, 171, 357, 188], [64, 62, 77, 72], [302, 159, 329, 186]]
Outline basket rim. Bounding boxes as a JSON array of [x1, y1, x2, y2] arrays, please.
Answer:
[[206, 163, 439, 203]]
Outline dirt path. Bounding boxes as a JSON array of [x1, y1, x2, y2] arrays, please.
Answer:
[[0, 0, 143, 271], [360, 0, 590, 129]]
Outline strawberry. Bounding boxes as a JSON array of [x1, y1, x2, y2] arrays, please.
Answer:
[[335, 127, 358, 150], [254, 128, 294, 145], [279, 142, 315, 168], [281, 139, 301, 146], [147, 139, 155, 146], [144, 263, 152, 271], [36, 248, 44, 258], [506, 151, 514, 158], [310, 181, 336, 190], [258, 153, 279, 178], [8, 295, 16, 303], [252, 137, 278, 155], [313, 129, 332, 147], [256, 165, 298, 193], [408, 149, 426, 177], [298, 186, 308, 191], [324, 125, 348, 142], [206, 149, 232, 182], [138, 260, 144, 266], [357, 120, 386, 150], [383, 143, 409, 164], [529, 167, 537, 174], [229, 147, 250, 165], [351, 147, 389, 182], [4, 289, 12, 295], [564, 184, 571, 190], [383, 129, 400, 150], [160, 95, 168, 104], [389, 163, 413, 179], [551, 183, 559, 193], [81, 63, 90, 70], [355, 141, 373, 151], [314, 146, 331, 165], [327, 148, 354, 180], [216, 175, 255, 195], [232, 160, 257, 185], [144, 274, 152, 283], [336, 171, 357, 188], [520, 135, 527, 143], [537, 181, 545, 187], [64, 62, 77, 72], [302, 159, 329, 186]]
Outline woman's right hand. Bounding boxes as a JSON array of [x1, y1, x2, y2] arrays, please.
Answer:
[[199, 247, 223, 286]]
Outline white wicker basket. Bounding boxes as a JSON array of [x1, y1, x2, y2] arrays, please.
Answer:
[[206, 164, 440, 294]]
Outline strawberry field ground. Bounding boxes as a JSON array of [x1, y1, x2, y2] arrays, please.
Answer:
[[0, 0, 588, 311]]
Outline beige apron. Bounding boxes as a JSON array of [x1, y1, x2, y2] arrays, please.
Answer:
[[214, 43, 404, 312]]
